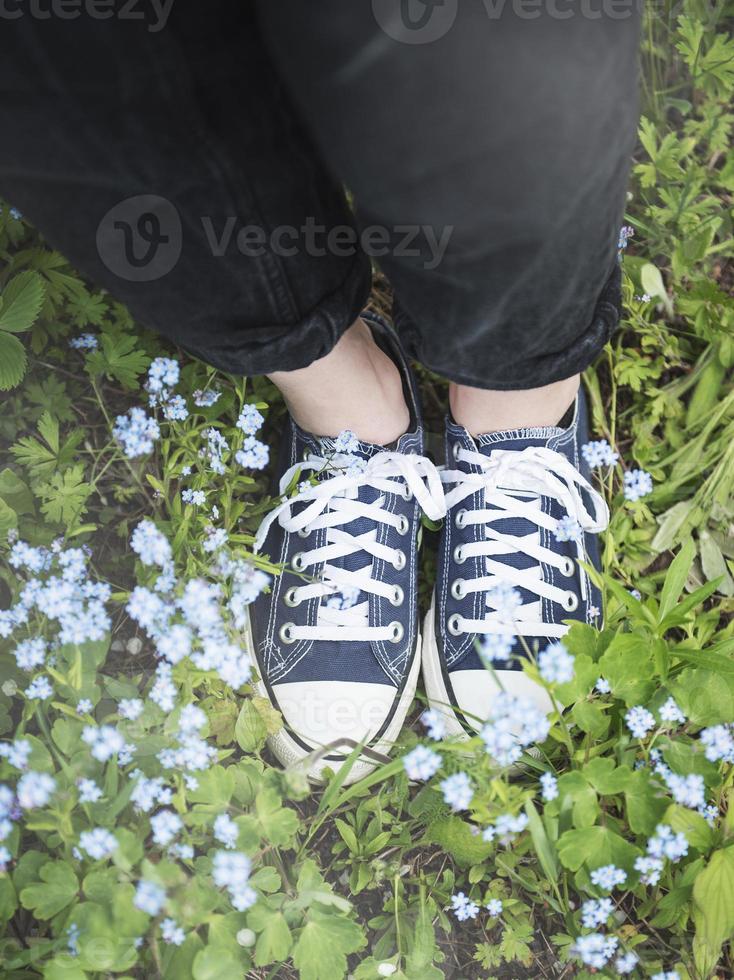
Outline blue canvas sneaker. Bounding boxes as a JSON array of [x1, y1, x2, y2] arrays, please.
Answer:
[[423, 387, 609, 736], [248, 314, 445, 783]]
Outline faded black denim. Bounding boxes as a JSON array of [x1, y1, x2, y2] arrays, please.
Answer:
[[0, 0, 640, 389]]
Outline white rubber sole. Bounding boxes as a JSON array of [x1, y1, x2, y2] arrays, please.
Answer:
[[421, 599, 472, 738], [244, 610, 422, 785], [421, 597, 554, 738]]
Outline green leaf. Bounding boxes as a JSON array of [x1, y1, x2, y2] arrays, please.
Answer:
[[640, 262, 673, 316], [582, 759, 632, 795], [0, 498, 17, 539], [0, 331, 27, 390], [42, 955, 88, 980], [255, 787, 299, 847], [557, 826, 639, 874], [597, 633, 655, 705], [624, 770, 668, 836], [192, 946, 245, 980], [188, 766, 235, 811], [0, 874, 18, 923], [253, 910, 292, 966], [525, 800, 559, 880], [664, 804, 714, 853], [235, 696, 282, 752], [425, 815, 494, 868], [571, 701, 609, 738], [669, 668, 734, 726], [20, 860, 78, 919], [659, 537, 696, 620], [38, 464, 93, 526], [652, 500, 696, 552], [0, 467, 34, 515], [10, 411, 84, 479], [292, 909, 365, 980], [85, 330, 150, 389], [693, 847, 734, 952], [0, 270, 45, 333]]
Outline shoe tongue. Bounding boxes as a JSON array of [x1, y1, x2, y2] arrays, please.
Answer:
[[475, 425, 564, 455]]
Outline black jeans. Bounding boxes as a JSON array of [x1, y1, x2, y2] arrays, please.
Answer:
[[0, 0, 640, 389]]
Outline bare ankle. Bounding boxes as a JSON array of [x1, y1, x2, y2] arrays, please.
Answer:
[[449, 376, 580, 437], [268, 317, 410, 445]]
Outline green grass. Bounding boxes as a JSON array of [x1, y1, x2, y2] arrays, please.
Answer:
[[2, 3, 734, 978]]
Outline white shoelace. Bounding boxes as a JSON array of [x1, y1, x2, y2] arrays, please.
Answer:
[[254, 450, 446, 644], [442, 445, 609, 639]]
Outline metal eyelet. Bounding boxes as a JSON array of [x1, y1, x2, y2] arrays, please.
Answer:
[[396, 514, 410, 536], [389, 621, 405, 643], [389, 585, 404, 607], [454, 508, 467, 529], [562, 592, 579, 612], [453, 545, 466, 565], [291, 552, 307, 572], [560, 557, 575, 577], [279, 622, 296, 644], [392, 550, 406, 571], [401, 485, 413, 502], [452, 443, 462, 461], [450, 579, 466, 600], [447, 613, 462, 636], [297, 526, 311, 538], [284, 587, 300, 608]]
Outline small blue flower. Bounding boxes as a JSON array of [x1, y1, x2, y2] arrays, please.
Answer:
[[25, 675, 53, 700], [479, 631, 514, 664], [130, 520, 172, 568], [659, 697, 685, 726], [403, 745, 442, 781], [161, 917, 186, 946], [589, 863, 627, 891], [540, 771, 558, 801], [181, 489, 206, 506], [450, 891, 479, 921], [623, 468, 653, 502], [235, 436, 270, 470], [618, 225, 635, 250], [334, 430, 360, 454], [554, 516, 582, 543], [193, 388, 221, 408], [581, 439, 619, 468], [571, 932, 618, 969], [162, 395, 189, 422], [79, 827, 118, 859], [77, 778, 103, 803], [236, 404, 265, 436], [615, 951, 639, 974], [625, 705, 656, 739], [581, 897, 614, 928], [17, 771, 56, 809], [440, 771, 474, 811], [486, 898, 503, 917], [420, 708, 446, 741], [214, 813, 239, 849], [113, 407, 160, 458], [69, 333, 98, 350], [134, 879, 167, 916], [538, 641, 575, 685]]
